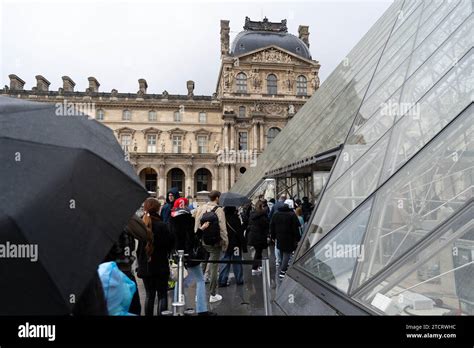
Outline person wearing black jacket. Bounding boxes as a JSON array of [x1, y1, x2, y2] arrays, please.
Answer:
[[247, 200, 270, 275], [218, 206, 246, 286], [270, 203, 301, 279], [169, 197, 215, 316], [136, 198, 175, 316]]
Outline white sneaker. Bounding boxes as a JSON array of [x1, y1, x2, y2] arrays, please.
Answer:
[[251, 269, 262, 275], [209, 294, 223, 303]]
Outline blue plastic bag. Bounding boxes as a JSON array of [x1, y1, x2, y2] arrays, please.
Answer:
[[98, 261, 137, 316]]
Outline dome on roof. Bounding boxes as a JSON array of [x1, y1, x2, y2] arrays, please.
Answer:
[[230, 17, 312, 59], [231, 31, 311, 59]]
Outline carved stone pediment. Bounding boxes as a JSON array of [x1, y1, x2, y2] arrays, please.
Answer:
[[141, 127, 162, 138], [241, 48, 293, 64], [115, 127, 136, 135], [167, 127, 188, 139], [193, 128, 212, 140]]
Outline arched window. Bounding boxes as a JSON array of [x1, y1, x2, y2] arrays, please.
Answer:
[[96, 109, 104, 121], [267, 127, 281, 145], [267, 74, 277, 95], [239, 106, 246, 118], [297, 75, 307, 95], [236, 72, 247, 93], [122, 109, 131, 121], [195, 168, 211, 192]]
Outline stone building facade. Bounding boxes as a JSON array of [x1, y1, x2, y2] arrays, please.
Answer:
[[1, 17, 320, 199]]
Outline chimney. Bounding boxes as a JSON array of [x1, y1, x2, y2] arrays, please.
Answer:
[[35, 75, 51, 92], [87, 76, 100, 93], [8, 74, 25, 90], [138, 78, 148, 94], [62, 76, 76, 92], [298, 25, 310, 47], [220, 20, 230, 57], [187, 80, 195, 97]]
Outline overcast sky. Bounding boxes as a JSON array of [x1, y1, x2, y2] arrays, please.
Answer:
[[0, 0, 392, 95]]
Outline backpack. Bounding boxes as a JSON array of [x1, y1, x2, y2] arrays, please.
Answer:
[[200, 206, 221, 246]]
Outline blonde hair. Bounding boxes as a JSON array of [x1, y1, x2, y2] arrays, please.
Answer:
[[295, 207, 303, 217]]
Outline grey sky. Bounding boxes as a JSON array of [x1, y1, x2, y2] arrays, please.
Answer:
[[1, 0, 392, 96]]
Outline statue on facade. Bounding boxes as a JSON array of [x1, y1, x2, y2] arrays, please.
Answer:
[[162, 90, 169, 98], [286, 70, 295, 91], [249, 69, 261, 90], [311, 74, 320, 89], [188, 140, 192, 153], [288, 104, 295, 115], [213, 140, 220, 153], [161, 139, 165, 153]]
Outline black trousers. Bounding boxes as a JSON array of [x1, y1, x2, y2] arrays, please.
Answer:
[[252, 246, 264, 270], [142, 276, 169, 316]]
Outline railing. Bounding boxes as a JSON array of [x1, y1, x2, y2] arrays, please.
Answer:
[[167, 250, 273, 316]]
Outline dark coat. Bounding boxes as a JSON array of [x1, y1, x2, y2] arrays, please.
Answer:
[[225, 211, 246, 254], [169, 210, 203, 267], [136, 216, 174, 278], [247, 210, 269, 248], [270, 206, 301, 252], [269, 199, 285, 220], [160, 187, 180, 224]]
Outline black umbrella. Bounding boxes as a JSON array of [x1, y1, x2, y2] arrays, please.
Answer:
[[219, 192, 251, 207], [0, 96, 148, 315]]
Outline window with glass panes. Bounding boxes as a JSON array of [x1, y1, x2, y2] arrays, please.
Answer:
[[239, 106, 246, 118], [199, 112, 207, 123], [197, 136, 208, 154], [172, 135, 182, 153], [148, 111, 157, 121], [296, 75, 307, 95], [96, 109, 104, 120], [174, 111, 182, 122], [122, 110, 131, 121], [236, 73, 247, 93], [238, 132, 248, 151], [267, 74, 277, 95], [147, 134, 157, 153], [120, 134, 131, 151]]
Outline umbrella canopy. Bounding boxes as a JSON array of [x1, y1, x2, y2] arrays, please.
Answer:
[[0, 96, 148, 315], [219, 192, 251, 207]]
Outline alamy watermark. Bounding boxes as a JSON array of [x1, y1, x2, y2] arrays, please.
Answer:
[[324, 242, 365, 262], [0, 241, 38, 262], [217, 147, 258, 167], [380, 101, 420, 119], [55, 100, 95, 118]]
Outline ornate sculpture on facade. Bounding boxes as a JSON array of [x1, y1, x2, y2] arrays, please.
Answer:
[[249, 69, 262, 91], [160, 139, 165, 153], [264, 103, 284, 116], [288, 104, 295, 115], [252, 48, 292, 63], [162, 90, 169, 98], [111, 89, 118, 98], [213, 140, 220, 153], [286, 70, 295, 91], [188, 139, 192, 153], [311, 74, 320, 89], [251, 102, 263, 113]]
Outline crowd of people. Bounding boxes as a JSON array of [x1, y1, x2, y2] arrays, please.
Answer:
[[76, 189, 314, 316]]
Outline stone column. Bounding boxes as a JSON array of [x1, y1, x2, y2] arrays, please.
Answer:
[[212, 164, 219, 192], [230, 123, 235, 150], [185, 164, 193, 198], [223, 123, 228, 150], [259, 123, 265, 152], [158, 164, 166, 197], [224, 165, 229, 191], [253, 122, 258, 151], [230, 165, 235, 187]]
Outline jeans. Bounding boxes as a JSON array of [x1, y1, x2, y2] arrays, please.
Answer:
[[218, 250, 243, 285], [275, 245, 282, 266], [143, 276, 168, 316], [204, 244, 221, 296], [280, 251, 292, 273], [173, 265, 208, 314]]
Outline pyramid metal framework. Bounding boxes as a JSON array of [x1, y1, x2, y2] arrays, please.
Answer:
[[234, 0, 473, 315]]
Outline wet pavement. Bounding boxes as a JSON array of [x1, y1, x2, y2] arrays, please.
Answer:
[[136, 247, 285, 316]]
